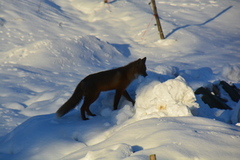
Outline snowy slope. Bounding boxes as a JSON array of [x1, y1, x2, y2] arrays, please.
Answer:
[[0, 0, 240, 159]]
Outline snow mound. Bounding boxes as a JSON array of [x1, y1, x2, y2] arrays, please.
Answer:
[[81, 143, 132, 160], [154, 65, 179, 76], [222, 64, 240, 82], [70, 0, 103, 14], [63, 117, 240, 160], [0, 36, 124, 71], [134, 76, 198, 120], [111, 105, 135, 125]]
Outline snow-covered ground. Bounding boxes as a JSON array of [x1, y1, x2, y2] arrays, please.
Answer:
[[0, 0, 240, 159]]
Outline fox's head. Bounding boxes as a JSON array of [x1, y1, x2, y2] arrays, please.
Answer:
[[135, 57, 147, 77]]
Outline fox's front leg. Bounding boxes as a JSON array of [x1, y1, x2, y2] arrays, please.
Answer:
[[123, 90, 135, 106], [113, 90, 123, 110], [81, 107, 88, 120]]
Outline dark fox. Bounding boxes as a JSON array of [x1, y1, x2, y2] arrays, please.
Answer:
[[56, 57, 147, 120]]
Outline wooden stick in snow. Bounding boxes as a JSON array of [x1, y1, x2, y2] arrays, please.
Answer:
[[151, 0, 165, 39], [150, 154, 157, 160]]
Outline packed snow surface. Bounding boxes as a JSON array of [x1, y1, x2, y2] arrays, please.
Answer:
[[0, 0, 240, 159]]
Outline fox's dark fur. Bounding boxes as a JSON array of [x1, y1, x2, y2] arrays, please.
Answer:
[[56, 57, 147, 120]]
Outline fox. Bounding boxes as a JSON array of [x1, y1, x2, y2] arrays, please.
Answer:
[[56, 57, 147, 120]]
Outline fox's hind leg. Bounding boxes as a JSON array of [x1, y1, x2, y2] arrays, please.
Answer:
[[81, 92, 100, 120]]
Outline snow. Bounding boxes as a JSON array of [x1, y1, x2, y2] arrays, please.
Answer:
[[134, 76, 198, 120], [222, 64, 240, 82], [0, 0, 240, 159]]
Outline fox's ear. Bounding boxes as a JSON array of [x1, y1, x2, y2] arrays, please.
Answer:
[[136, 58, 142, 66], [142, 57, 146, 63], [137, 58, 142, 62]]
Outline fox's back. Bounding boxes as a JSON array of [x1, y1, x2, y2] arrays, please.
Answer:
[[82, 68, 127, 91], [81, 57, 147, 93]]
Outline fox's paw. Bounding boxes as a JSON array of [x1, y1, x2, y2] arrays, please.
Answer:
[[87, 113, 96, 116]]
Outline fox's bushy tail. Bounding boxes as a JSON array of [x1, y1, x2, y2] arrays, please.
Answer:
[[56, 82, 84, 118]]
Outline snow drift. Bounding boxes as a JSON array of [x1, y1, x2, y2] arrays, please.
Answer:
[[134, 76, 198, 120], [0, 0, 240, 159], [0, 36, 126, 72]]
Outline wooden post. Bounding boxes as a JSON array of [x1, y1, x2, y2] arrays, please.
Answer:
[[151, 0, 165, 39], [150, 154, 157, 160]]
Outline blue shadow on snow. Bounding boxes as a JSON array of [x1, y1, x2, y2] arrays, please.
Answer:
[[111, 43, 131, 57], [165, 6, 233, 38]]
